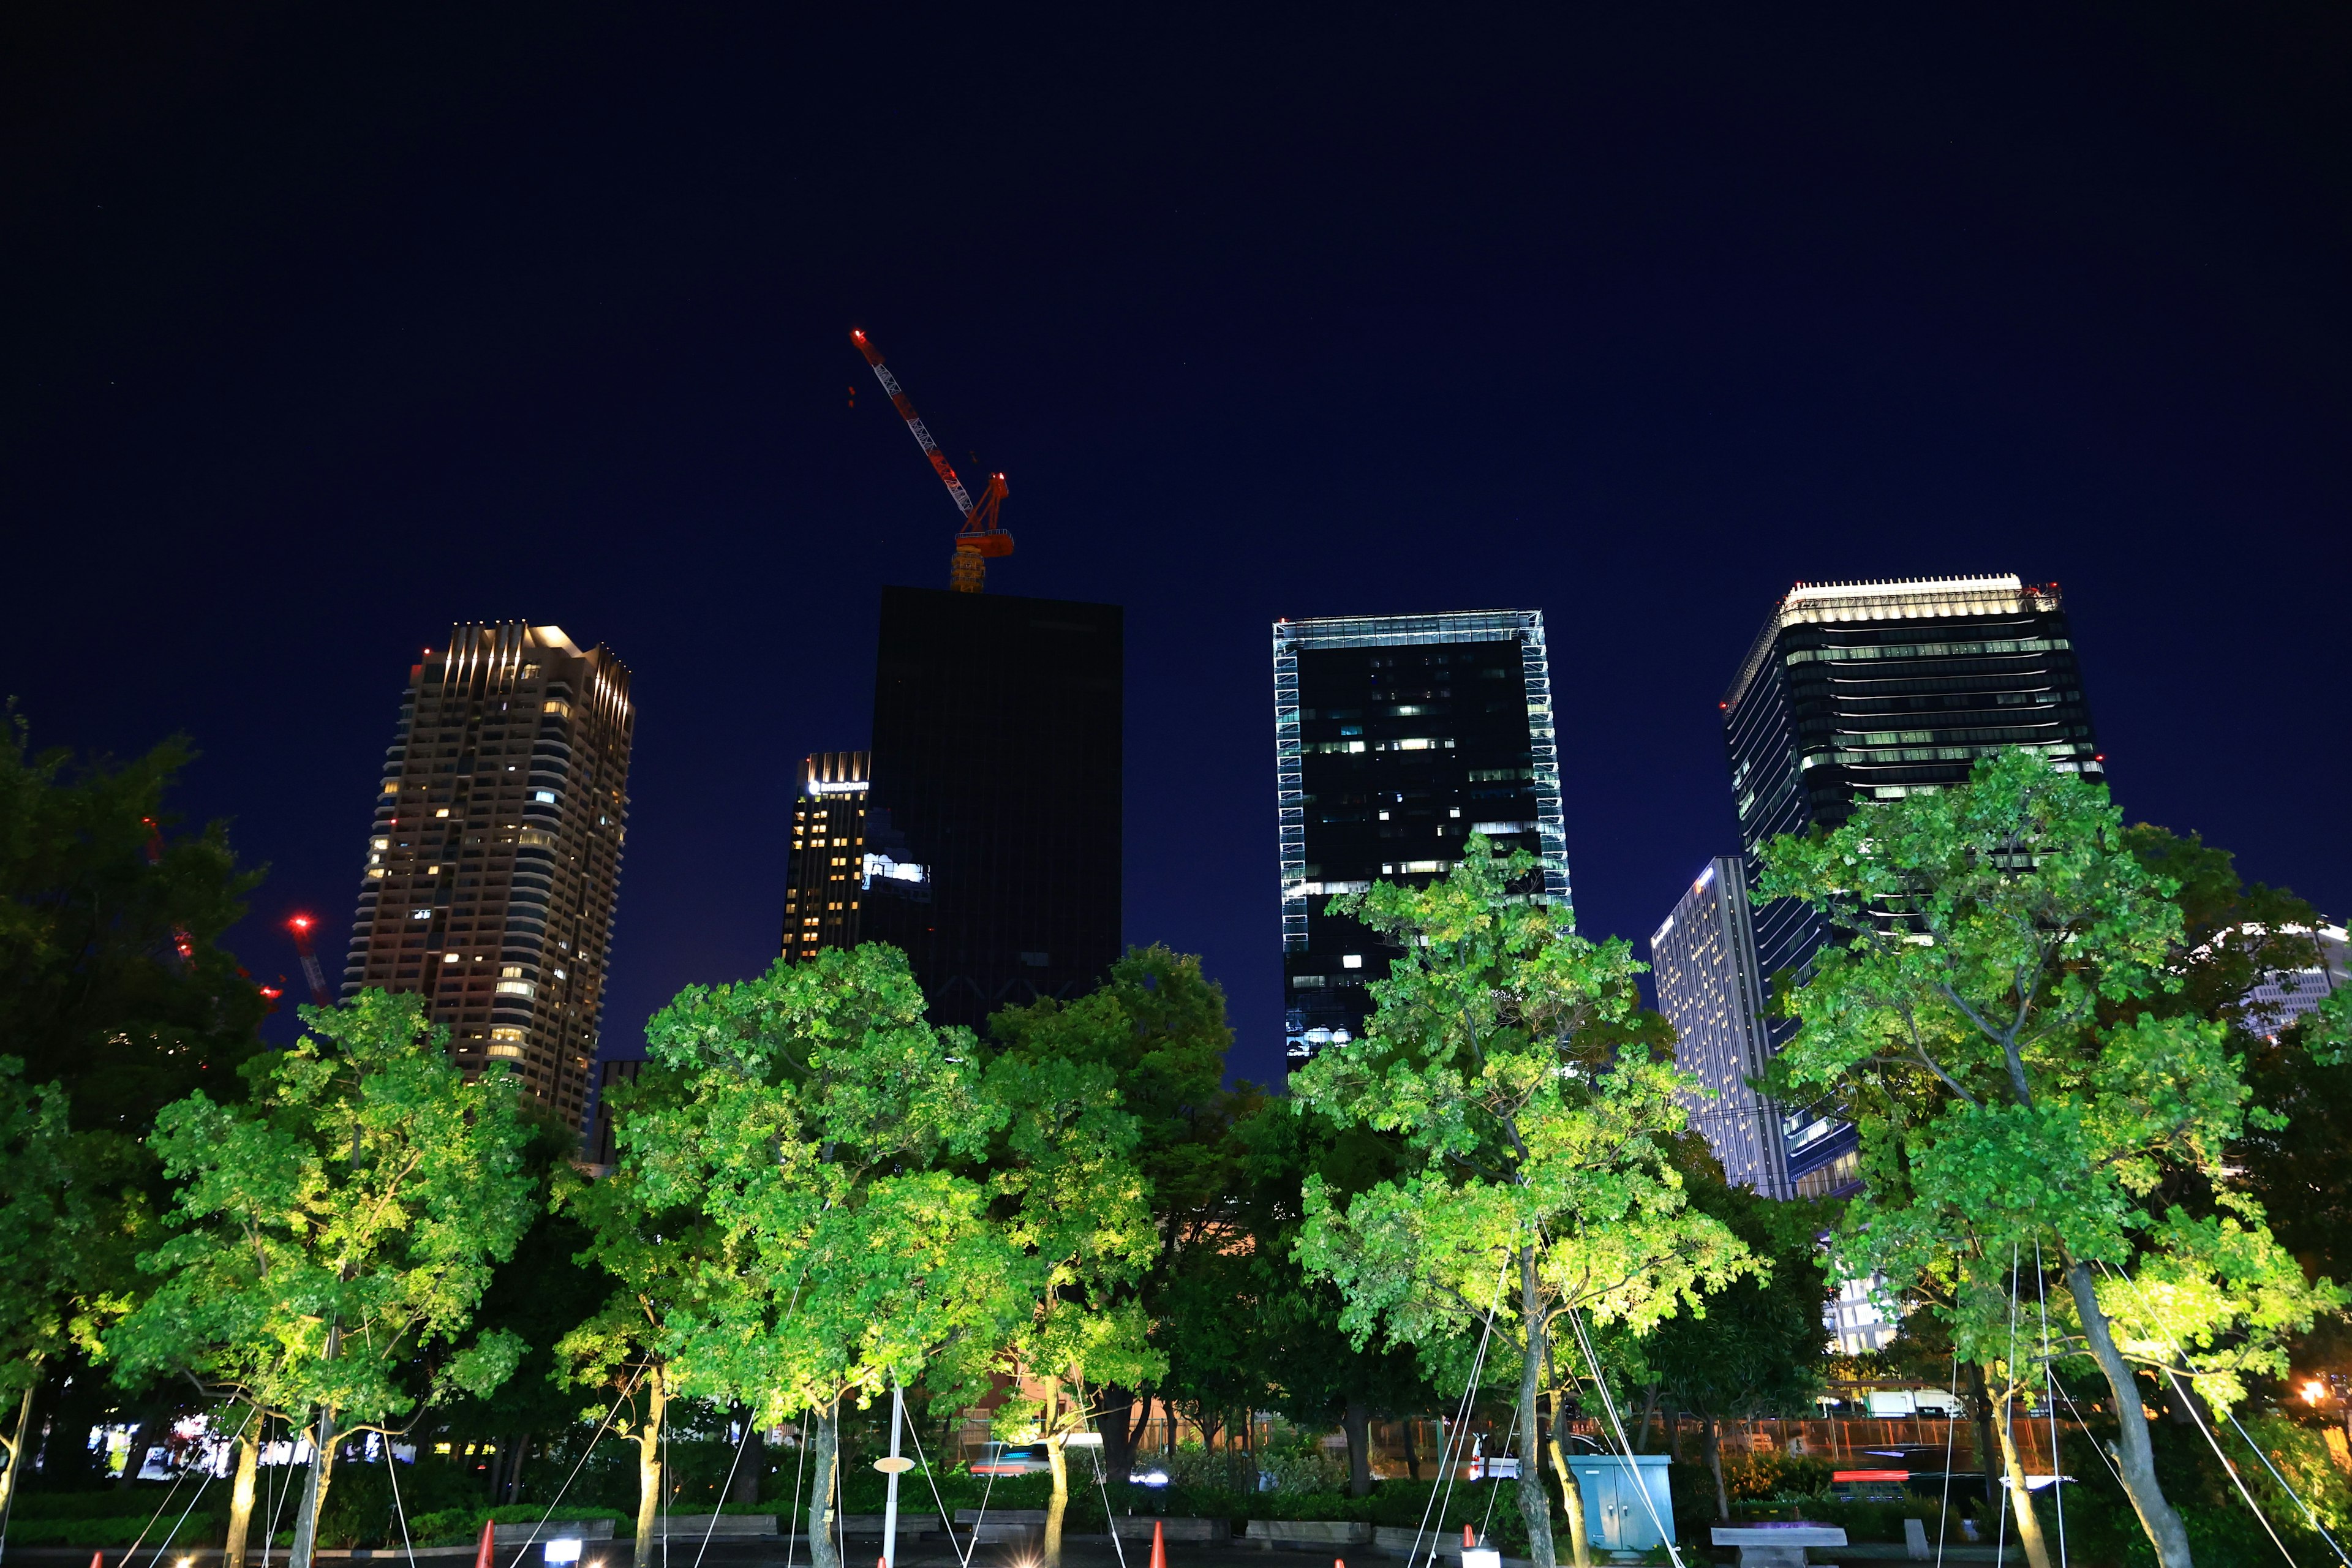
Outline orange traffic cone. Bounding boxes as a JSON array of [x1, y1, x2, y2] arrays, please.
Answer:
[[473, 1518, 496, 1568], [1463, 1526, 1477, 1550], [90, 1551, 105, 1568], [1150, 1518, 1167, 1568]]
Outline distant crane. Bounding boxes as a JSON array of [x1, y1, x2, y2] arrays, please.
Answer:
[[850, 328, 1014, 592], [285, 913, 332, 1006]]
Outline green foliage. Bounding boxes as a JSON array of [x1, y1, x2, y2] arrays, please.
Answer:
[[402, 1504, 627, 1547], [600, 946, 1031, 1420], [0, 714, 268, 1135], [99, 990, 540, 1431], [1758, 752, 2342, 1415], [1292, 837, 1755, 1381], [989, 946, 1256, 1450], [1638, 1154, 1833, 1426], [0, 1058, 123, 1422]]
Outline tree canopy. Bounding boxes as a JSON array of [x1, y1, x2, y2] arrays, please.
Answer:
[[1760, 750, 2344, 1568]]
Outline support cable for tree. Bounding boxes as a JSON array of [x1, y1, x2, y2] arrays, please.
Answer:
[[499, 1362, 647, 1568], [1068, 1376, 1130, 1568], [781, 1412, 811, 1568], [1933, 1357, 1958, 1568], [1408, 1261, 1508, 1568], [2032, 1243, 2068, 1568], [688, 1413, 758, 1568], [385, 1431, 419, 1568], [262, 1417, 300, 1566], [1477, 1406, 1519, 1542], [121, 1402, 250, 1568], [1564, 1306, 1686, 1568], [1997, 1247, 2020, 1568], [2095, 1260, 2336, 1568]]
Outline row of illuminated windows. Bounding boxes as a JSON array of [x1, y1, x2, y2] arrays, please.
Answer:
[[1786, 636, 2070, 666], [1302, 737, 1457, 755]]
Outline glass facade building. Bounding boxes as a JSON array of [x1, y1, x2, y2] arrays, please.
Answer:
[[1719, 574, 2101, 1191], [1649, 858, 1789, 1199], [1274, 609, 1568, 1065], [864, 586, 1123, 1028]]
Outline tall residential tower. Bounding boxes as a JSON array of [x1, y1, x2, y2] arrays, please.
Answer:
[[342, 622, 633, 1129], [1275, 610, 1569, 1065]]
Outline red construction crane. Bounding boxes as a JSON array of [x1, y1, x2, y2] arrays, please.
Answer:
[[850, 328, 1014, 592], [285, 913, 331, 1007]]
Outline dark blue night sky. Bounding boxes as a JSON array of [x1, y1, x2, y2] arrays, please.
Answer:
[[5, 6, 2346, 1085]]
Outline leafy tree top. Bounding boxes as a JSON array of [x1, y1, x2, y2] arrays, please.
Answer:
[[1292, 838, 1755, 1360], [600, 948, 1032, 1422], [0, 715, 268, 1133], [1758, 750, 2341, 1407], [101, 992, 537, 1428]]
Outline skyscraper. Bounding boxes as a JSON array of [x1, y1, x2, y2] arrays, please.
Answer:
[[863, 585, 1123, 1028], [1688, 573, 2101, 1193], [1275, 609, 1569, 1065], [780, 752, 872, 962], [342, 622, 633, 1129], [1648, 859, 1788, 1199]]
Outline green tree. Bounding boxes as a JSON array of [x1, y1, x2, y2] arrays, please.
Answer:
[[1640, 1159, 1831, 1520], [1758, 750, 2344, 1568], [986, 946, 1246, 1490], [1292, 840, 1757, 1568], [100, 993, 538, 1568], [615, 949, 1031, 1568], [979, 1001, 1164, 1562], [0, 1060, 128, 1545], [0, 716, 268, 1134]]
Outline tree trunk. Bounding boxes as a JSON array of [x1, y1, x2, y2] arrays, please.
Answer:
[[223, 1414, 263, 1568], [1099, 1387, 1140, 1491], [728, 1409, 764, 1507], [288, 1406, 341, 1568], [1402, 1415, 1420, 1482], [1634, 1384, 1659, 1453], [2065, 1262, 2195, 1568], [1514, 1249, 1559, 1568], [1704, 1415, 1729, 1523], [1343, 1397, 1373, 1498], [115, 1400, 164, 1489], [1045, 1426, 1069, 1568], [0, 1373, 40, 1564], [1670, 1407, 1684, 1464], [1546, 1425, 1590, 1568], [633, 1376, 669, 1568], [1986, 1373, 2053, 1568], [1963, 1362, 2001, 1512], [807, 1400, 841, 1568]]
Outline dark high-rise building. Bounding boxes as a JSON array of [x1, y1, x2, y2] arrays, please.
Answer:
[[864, 586, 1122, 1028], [1275, 610, 1568, 1065], [343, 622, 633, 1131], [1649, 858, 1788, 1199], [780, 752, 872, 962], [1709, 573, 2101, 1192]]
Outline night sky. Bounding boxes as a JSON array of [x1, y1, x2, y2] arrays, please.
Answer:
[[5, 7, 2346, 1087]]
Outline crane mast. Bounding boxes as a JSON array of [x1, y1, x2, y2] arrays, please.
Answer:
[[851, 329, 1014, 592]]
